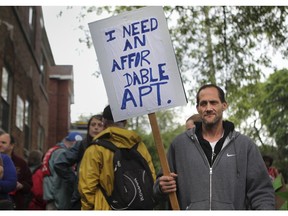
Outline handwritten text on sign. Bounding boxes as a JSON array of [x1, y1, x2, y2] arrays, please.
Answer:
[[89, 7, 187, 121]]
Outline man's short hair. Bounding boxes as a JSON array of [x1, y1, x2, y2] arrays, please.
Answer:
[[196, 84, 226, 106]]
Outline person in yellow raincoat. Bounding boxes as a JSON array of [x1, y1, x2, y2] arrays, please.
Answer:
[[78, 105, 156, 210]]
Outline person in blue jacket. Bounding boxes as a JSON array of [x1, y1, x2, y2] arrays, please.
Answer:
[[0, 152, 17, 210]]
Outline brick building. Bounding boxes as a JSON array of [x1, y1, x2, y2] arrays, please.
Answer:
[[0, 6, 74, 158], [48, 65, 74, 148]]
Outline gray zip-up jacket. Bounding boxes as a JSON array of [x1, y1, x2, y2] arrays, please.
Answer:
[[153, 124, 275, 210]]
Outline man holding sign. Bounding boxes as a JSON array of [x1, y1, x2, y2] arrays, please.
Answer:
[[153, 84, 275, 210]]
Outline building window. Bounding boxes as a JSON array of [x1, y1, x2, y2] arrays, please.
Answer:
[[28, 6, 36, 45], [37, 126, 45, 151], [1, 67, 9, 101], [0, 67, 11, 131], [28, 7, 35, 28], [16, 95, 24, 131], [40, 53, 47, 86], [40, 17, 44, 29], [24, 100, 31, 149]]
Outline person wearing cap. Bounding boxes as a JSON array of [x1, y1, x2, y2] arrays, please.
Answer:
[[78, 105, 156, 210], [43, 132, 83, 210], [54, 114, 104, 209]]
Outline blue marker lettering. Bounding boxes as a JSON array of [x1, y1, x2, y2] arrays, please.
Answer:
[[105, 30, 116, 42]]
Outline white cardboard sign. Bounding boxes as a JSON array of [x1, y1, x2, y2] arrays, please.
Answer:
[[89, 6, 187, 121]]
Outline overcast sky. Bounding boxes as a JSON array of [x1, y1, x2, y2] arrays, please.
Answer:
[[42, 6, 111, 122]]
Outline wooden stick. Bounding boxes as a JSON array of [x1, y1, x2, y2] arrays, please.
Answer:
[[148, 112, 180, 210]]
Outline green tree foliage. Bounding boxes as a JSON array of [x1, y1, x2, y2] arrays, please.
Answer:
[[257, 69, 288, 180], [131, 111, 185, 173], [138, 123, 184, 173]]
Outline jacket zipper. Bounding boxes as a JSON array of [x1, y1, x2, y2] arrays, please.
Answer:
[[209, 167, 213, 210], [208, 136, 235, 210], [209, 147, 217, 210], [192, 134, 235, 210]]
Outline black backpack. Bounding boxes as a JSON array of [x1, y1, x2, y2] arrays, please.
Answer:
[[92, 139, 155, 210]]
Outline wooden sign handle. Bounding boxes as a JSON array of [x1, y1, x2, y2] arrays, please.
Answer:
[[148, 113, 180, 210]]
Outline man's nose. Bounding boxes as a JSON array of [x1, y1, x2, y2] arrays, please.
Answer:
[[206, 102, 213, 111]]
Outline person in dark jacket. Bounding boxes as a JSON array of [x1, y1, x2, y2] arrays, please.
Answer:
[[0, 132, 33, 210], [43, 132, 83, 210], [154, 84, 275, 210], [0, 152, 17, 210], [54, 114, 104, 209]]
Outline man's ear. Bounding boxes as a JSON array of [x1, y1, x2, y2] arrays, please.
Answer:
[[222, 102, 228, 111]]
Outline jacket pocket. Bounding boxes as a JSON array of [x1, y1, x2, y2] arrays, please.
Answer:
[[212, 200, 235, 210], [186, 200, 209, 210]]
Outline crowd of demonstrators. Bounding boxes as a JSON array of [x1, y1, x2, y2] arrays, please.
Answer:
[[0, 131, 32, 210], [185, 113, 202, 130], [78, 105, 156, 210], [27, 150, 46, 210], [0, 84, 278, 211], [54, 114, 104, 209], [153, 84, 275, 210], [42, 132, 83, 210]]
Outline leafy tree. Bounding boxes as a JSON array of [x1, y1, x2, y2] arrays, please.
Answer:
[[257, 69, 288, 180]]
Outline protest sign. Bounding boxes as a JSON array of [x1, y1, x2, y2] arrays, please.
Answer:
[[89, 6, 185, 210], [89, 6, 187, 122]]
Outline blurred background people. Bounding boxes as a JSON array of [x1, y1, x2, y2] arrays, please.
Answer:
[[185, 113, 202, 130], [27, 150, 46, 210], [54, 114, 104, 209], [263, 155, 279, 181], [43, 132, 82, 210], [0, 151, 17, 210], [0, 132, 32, 210]]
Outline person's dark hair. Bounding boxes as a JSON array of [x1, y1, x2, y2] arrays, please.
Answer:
[[86, 114, 102, 144], [263, 155, 274, 167], [196, 84, 226, 106], [102, 105, 127, 128], [28, 150, 43, 167], [9, 134, 15, 145]]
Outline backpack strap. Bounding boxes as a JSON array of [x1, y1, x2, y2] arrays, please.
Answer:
[[92, 139, 118, 152], [90, 138, 118, 205], [42, 145, 61, 177]]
